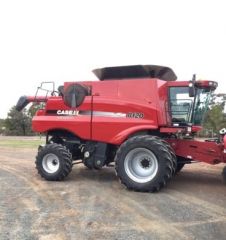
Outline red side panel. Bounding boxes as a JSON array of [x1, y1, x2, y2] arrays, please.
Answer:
[[32, 96, 92, 140], [90, 80, 160, 144], [32, 79, 169, 144], [32, 115, 91, 139], [91, 98, 158, 144], [167, 139, 226, 164]]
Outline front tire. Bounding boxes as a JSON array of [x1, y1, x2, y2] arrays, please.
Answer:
[[35, 143, 72, 181], [115, 136, 174, 192]]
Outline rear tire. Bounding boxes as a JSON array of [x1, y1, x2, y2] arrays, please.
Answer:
[[35, 143, 72, 181], [115, 135, 174, 192]]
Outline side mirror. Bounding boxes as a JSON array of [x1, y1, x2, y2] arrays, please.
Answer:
[[189, 74, 196, 97], [189, 84, 195, 97]]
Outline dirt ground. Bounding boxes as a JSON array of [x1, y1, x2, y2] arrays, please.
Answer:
[[1, 140, 226, 240]]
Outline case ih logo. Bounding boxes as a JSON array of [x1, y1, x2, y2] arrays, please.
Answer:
[[57, 110, 79, 116]]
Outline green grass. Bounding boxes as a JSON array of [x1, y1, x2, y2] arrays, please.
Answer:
[[0, 138, 44, 148]]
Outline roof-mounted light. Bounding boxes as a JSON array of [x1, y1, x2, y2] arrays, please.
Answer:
[[195, 80, 218, 90]]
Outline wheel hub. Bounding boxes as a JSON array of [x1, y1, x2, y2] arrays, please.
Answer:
[[140, 158, 151, 169], [52, 159, 58, 165], [124, 148, 158, 183], [42, 153, 60, 174]]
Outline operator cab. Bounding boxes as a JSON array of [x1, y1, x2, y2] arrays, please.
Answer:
[[169, 80, 218, 127]]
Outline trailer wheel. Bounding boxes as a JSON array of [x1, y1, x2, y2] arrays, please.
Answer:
[[35, 143, 72, 181], [115, 136, 174, 192]]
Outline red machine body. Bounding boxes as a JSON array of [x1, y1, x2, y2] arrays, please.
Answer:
[[30, 78, 226, 165], [15, 65, 226, 191], [33, 78, 167, 144], [33, 79, 201, 142]]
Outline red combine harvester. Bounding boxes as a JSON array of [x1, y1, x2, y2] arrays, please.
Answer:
[[16, 65, 226, 192]]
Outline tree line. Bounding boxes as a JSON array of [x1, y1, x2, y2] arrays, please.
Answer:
[[0, 94, 226, 136], [0, 105, 40, 136], [201, 93, 226, 137]]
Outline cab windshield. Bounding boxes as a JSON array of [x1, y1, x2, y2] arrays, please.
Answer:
[[169, 87, 211, 126], [192, 88, 212, 125]]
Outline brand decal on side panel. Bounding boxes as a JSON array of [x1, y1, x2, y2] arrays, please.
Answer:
[[57, 110, 79, 116], [50, 110, 144, 118]]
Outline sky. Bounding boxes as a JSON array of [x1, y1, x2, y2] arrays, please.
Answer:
[[0, 0, 225, 118]]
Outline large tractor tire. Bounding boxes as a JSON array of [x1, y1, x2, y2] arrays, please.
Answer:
[[115, 135, 174, 192], [150, 137, 177, 175], [36, 143, 72, 181]]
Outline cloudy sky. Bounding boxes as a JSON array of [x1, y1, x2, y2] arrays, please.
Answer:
[[0, 0, 225, 118]]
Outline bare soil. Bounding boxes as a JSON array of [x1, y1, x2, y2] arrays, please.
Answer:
[[0, 139, 226, 240]]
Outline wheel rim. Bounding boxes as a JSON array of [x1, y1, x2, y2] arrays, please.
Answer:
[[124, 148, 158, 183], [42, 153, 60, 174]]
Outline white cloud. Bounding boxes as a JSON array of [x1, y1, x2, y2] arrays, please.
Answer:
[[0, 0, 225, 117]]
